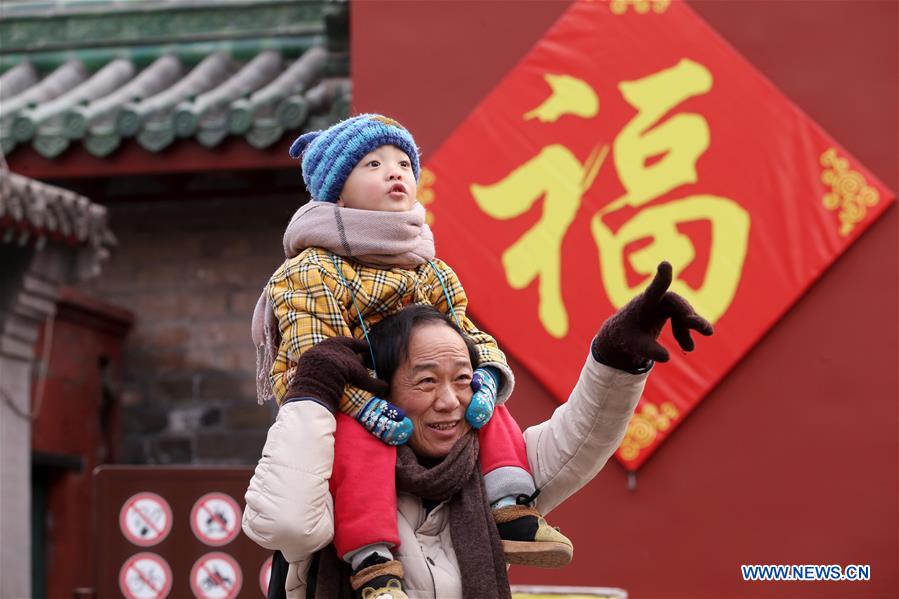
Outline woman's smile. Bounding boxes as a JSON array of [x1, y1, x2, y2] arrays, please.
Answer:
[[390, 322, 474, 458], [425, 419, 461, 442]]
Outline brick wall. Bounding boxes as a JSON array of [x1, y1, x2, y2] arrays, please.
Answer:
[[77, 192, 306, 465]]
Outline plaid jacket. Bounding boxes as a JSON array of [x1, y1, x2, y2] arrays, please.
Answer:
[[267, 247, 513, 414]]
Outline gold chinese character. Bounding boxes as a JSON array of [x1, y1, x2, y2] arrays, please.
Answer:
[[471, 143, 608, 338], [472, 59, 748, 337], [592, 195, 750, 323], [602, 58, 713, 216], [524, 74, 600, 123]]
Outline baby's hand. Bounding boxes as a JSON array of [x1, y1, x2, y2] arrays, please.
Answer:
[[356, 397, 414, 445], [466, 367, 499, 429]]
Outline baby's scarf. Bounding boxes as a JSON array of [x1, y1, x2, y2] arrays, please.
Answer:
[[251, 201, 436, 404]]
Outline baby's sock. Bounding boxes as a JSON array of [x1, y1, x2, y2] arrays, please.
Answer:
[[483, 465, 536, 510], [490, 495, 519, 510], [346, 543, 394, 571]]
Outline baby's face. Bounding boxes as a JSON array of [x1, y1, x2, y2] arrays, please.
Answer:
[[337, 145, 417, 212]]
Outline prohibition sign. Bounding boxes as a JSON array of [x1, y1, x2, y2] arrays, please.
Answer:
[[119, 492, 173, 547], [190, 552, 242, 599], [259, 556, 273, 595], [190, 492, 241, 546], [119, 552, 172, 599]]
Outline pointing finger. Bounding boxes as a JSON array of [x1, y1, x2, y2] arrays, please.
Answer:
[[641, 262, 673, 308]]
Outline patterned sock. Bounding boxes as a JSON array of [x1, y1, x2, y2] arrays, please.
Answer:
[[490, 495, 518, 511]]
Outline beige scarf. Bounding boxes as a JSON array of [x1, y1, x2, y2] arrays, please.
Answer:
[[252, 201, 436, 404]]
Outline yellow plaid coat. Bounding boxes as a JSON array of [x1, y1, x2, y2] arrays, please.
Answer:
[[267, 247, 513, 414]]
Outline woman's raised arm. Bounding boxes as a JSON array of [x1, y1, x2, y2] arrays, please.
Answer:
[[524, 262, 713, 514]]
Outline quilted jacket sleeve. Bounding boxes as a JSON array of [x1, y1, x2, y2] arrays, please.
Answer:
[[525, 352, 649, 516], [242, 400, 336, 564]]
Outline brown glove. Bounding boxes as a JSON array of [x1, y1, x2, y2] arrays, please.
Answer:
[[284, 337, 388, 411], [592, 262, 714, 372]]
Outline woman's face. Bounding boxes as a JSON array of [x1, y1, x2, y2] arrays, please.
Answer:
[[390, 322, 474, 458]]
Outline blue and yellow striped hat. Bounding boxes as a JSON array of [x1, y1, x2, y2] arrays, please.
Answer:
[[288, 114, 421, 202]]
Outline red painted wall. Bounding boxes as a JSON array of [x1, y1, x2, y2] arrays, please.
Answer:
[[353, 2, 898, 597], [31, 290, 132, 599]]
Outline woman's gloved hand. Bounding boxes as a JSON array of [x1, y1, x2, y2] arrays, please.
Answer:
[[466, 366, 499, 428], [286, 337, 388, 410], [592, 262, 714, 372], [286, 337, 413, 445]]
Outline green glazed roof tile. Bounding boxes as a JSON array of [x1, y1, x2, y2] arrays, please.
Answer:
[[0, 1, 349, 159], [136, 120, 175, 152], [275, 95, 309, 130], [66, 54, 184, 138], [0, 61, 39, 100], [84, 129, 120, 157], [20, 58, 135, 140], [2, 60, 87, 123]]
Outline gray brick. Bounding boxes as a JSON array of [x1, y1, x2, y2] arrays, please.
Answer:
[[72, 193, 303, 467], [195, 430, 267, 464], [224, 403, 274, 430], [122, 401, 168, 435], [150, 435, 194, 464], [167, 405, 222, 433]]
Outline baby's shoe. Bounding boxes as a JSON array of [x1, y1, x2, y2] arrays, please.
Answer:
[[495, 502, 573, 568], [350, 553, 409, 599]]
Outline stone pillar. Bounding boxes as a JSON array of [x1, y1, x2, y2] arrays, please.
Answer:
[[0, 246, 64, 599]]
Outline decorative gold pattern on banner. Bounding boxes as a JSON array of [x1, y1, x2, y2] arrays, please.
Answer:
[[418, 167, 436, 225], [619, 401, 679, 461], [607, 0, 670, 15], [820, 148, 880, 236]]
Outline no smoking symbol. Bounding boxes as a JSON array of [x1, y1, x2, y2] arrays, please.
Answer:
[[119, 552, 172, 599], [190, 552, 242, 599], [119, 492, 173, 547], [190, 492, 240, 546]]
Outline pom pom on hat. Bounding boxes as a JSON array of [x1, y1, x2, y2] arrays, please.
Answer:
[[288, 114, 420, 202]]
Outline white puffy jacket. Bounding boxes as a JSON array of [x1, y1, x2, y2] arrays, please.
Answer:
[[243, 353, 649, 598]]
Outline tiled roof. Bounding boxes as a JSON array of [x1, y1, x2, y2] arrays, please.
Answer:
[[0, 46, 351, 158], [0, 0, 351, 158], [0, 166, 114, 278]]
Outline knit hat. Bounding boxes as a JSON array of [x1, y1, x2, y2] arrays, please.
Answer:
[[288, 114, 421, 202]]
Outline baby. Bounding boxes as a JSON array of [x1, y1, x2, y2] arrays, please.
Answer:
[[253, 114, 571, 598]]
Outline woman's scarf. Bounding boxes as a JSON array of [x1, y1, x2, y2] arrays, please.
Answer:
[[311, 431, 511, 598], [252, 201, 436, 404]]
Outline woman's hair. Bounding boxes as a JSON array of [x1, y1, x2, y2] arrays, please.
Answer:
[[366, 304, 479, 384]]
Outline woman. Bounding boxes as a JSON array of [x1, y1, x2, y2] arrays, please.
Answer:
[[243, 263, 712, 598]]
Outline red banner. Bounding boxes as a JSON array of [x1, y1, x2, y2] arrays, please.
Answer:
[[421, 0, 894, 469]]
